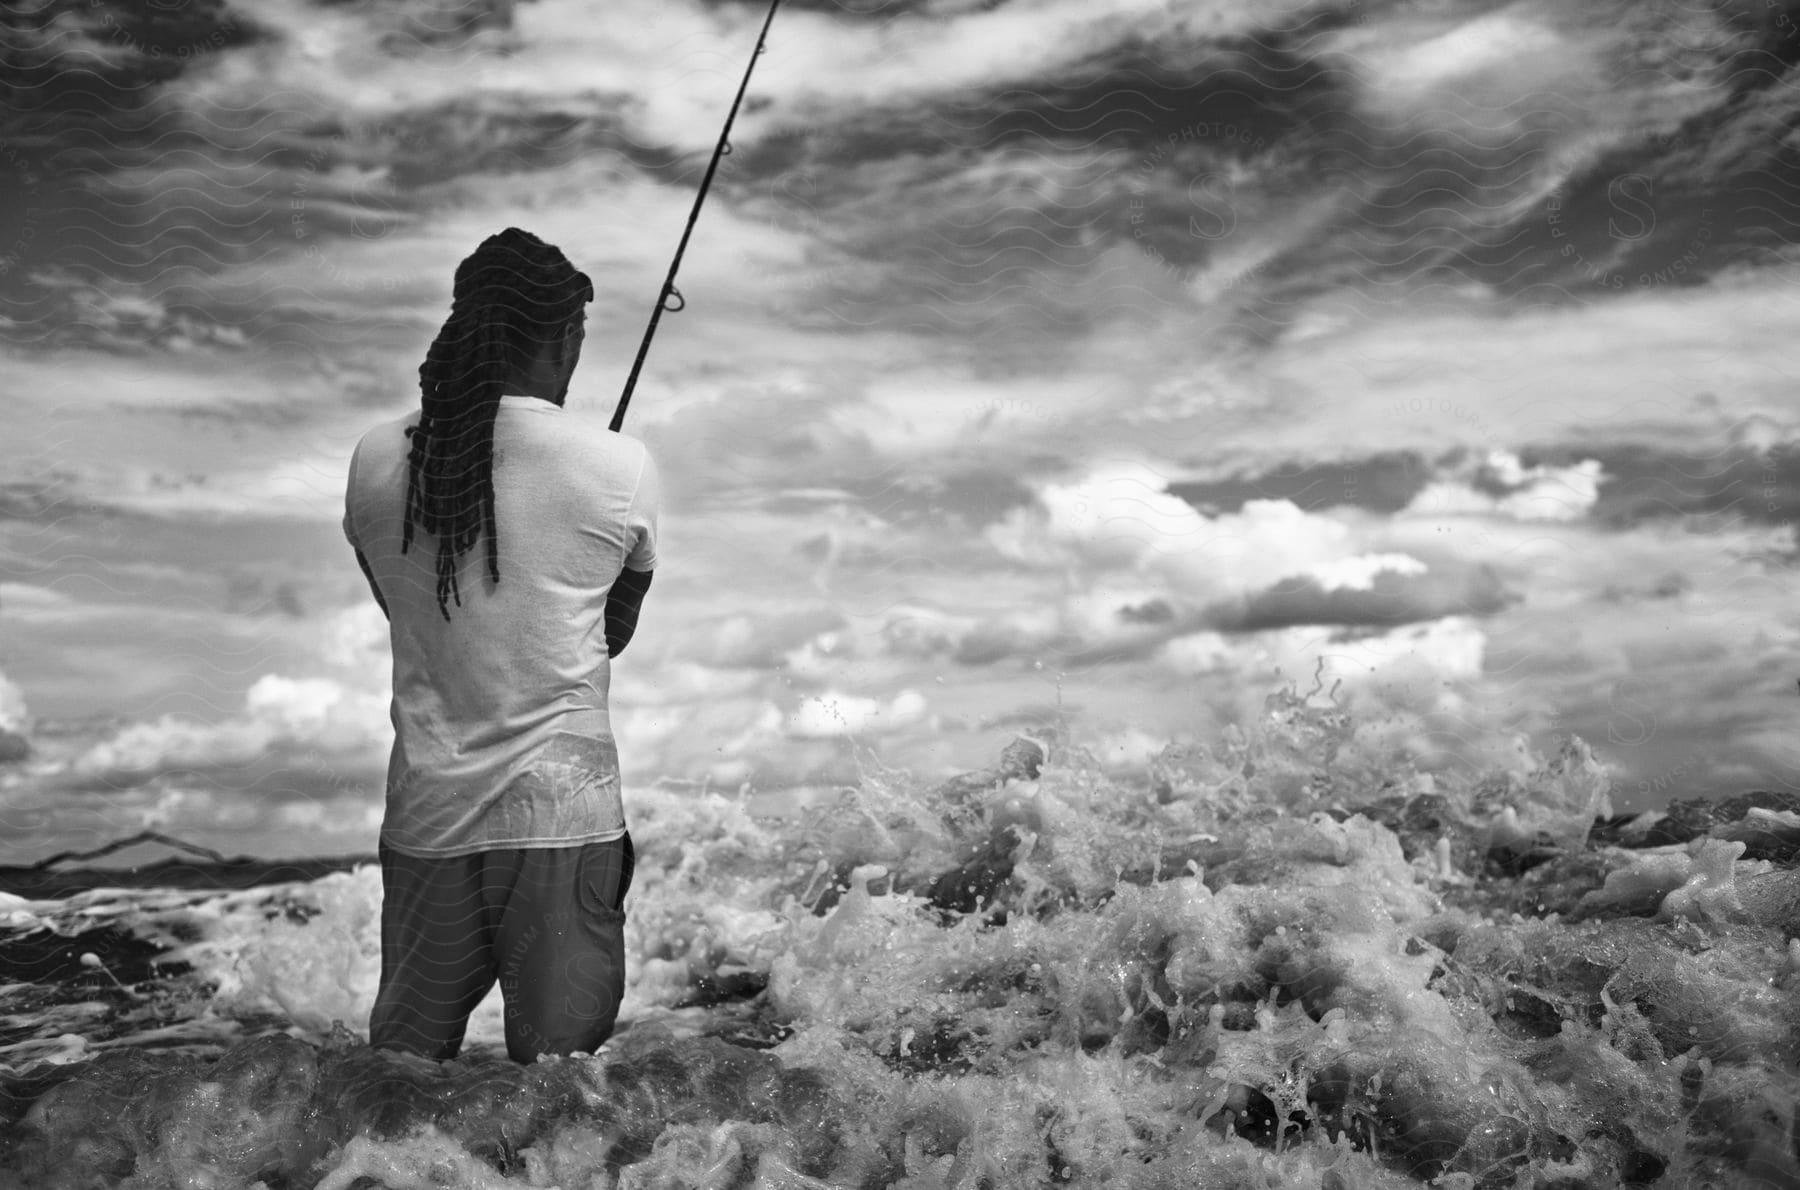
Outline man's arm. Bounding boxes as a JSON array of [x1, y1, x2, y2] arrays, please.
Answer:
[[605, 567, 652, 657], [356, 547, 390, 621], [344, 437, 388, 621]]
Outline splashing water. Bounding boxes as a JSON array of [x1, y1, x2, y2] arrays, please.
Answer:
[[3, 689, 1798, 1188]]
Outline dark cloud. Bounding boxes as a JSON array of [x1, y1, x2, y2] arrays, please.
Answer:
[[704, 0, 943, 13], [1456, 96, 1800, 297], [1437, 3, 1800, 297], [640, 390, 881, 504], [954, 618, 1063, 666], [13, 0, 1800, 361], [351, 0, 524, 52], [731, 24, 1356, 336], [221, 573, 309, 619], [0, 1, 678, 352], [0, 472, 80, 522], [350, 95, 685, 192], [963, 33, 1356, 151], [1214, 563, 1517, 633], [50, 743, 383, 799], [1118, 598, 1174, 625], [1518, 440, 1800, 531], [1170, 450, 1435, 515], [939, 557, 1516, 672], [1712, 0, 1800, 92], [844, 468, 1037, 529], [721, 17, 1365, 342], [729, 0, 1800, 341], [1169, 438, 1800, 536], [0, 0, 271, 333], [674, 605, 848, 668]]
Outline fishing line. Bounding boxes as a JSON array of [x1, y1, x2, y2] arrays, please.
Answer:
[[610, 0, 783, 433]]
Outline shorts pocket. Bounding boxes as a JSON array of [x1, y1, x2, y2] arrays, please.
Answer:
[[577, 832, 633, 918]]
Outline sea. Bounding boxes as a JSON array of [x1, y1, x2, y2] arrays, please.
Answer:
[[6, 0, 1800, 1184], [5, 701, 1800, 1187]]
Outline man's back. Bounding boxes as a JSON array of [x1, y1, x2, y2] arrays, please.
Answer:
[[344, 394, 659, 856]]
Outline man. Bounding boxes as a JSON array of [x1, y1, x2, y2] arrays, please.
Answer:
[[342, 227, 658, 1063]]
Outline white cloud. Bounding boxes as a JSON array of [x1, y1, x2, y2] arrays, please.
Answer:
[[1328, 618, 1486, 685], [1306, 553, 1429, 591], [1402, 452, 1605, 524], [787, 688, 928, 740], [880, 605, 984, 660], [990, 461, 1439, 607], [0, 668, 28, 732], [613, 662, 774, 708], [1165, 619, 1489, 701], [12, 0, 1800, 848], [1250, 277, 1800, 466], [0, 345, 374, 524], [105, 451, 358, 521], [0, 583, 81, 625], [673, 606, 849, 670], [1364, 11, 1578, 99], [1156, 631, 1236, 676], [319, 603, 390, 672], [70, 675, 389, 778], [986, 459, 1212, 570]]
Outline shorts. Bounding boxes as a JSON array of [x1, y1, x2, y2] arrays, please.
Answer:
[[369, 832, 634, 1063]]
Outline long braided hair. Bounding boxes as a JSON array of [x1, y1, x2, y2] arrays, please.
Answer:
[[404, 228, 594, 620]]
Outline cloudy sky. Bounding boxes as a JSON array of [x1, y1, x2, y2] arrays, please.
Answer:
[[4, 0, 1800, 860]]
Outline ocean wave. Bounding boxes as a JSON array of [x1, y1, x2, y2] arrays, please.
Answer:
[[2, 691, 1797, 1187]]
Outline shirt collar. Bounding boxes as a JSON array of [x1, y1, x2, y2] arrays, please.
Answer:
[[499, 394, 562, 412]]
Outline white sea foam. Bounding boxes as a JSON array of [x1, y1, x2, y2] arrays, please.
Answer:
[[4, 698, 1796, 1188]]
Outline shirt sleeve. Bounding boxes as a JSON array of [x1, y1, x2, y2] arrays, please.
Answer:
[[623, 445, 660, 572], [342, 435, 363, 551]]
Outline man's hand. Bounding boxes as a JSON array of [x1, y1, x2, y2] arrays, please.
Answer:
[[356, 548, 390, 621], [605, 567, 652, 657]]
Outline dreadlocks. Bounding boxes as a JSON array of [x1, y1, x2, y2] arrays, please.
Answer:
[[404, 228, 594, 620]]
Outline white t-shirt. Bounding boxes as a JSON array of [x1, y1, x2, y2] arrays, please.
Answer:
[[343, 394, 659, 857]]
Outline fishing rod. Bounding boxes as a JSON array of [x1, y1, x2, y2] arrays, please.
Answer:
[[610, 0, 783, 433]]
